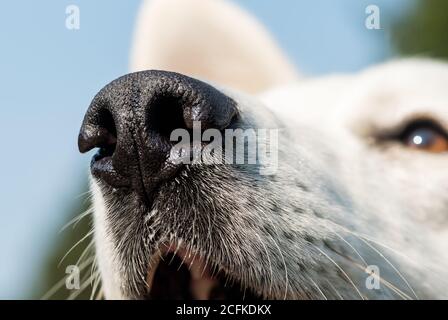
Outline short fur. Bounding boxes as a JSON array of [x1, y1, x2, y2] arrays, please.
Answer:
[[87, 0, 448, 299]]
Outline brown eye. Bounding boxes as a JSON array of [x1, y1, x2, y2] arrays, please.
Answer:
[[401, 122, 448, 153]]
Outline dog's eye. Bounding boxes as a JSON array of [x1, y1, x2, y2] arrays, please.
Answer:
[[400, 121, 448, 153]]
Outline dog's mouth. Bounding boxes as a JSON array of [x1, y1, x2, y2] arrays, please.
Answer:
[[144, 244, 262, 300]]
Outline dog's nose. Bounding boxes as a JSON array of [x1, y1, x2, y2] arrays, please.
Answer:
[[78, 70, 237, 200]]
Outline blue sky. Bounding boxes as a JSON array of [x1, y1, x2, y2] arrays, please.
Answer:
[[0, 0, 410, 298]]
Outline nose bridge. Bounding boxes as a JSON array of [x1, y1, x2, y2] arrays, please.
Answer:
[[108, 74, 147, 158]]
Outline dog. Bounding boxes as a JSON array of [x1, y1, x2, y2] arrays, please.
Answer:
[[78, 0, 448, 299]]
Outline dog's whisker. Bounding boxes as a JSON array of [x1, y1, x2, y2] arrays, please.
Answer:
[[351, 261, 412, 300], [270, 235, 289, 300], [335, 233, 369, 268], [312, 244, 365, 300], [67, 271, 96, 300], [76, 239, 95, 268], [58, 229, 94, 268], [59, 206, 93, 233], [355, 235, 419, 300], [255, 233, 274, 297], [324, 279, 344, 300], [90, 269, 102, 300], [306, 274, 327, 300]]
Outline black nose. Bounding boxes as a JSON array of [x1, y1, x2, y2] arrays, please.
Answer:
[[78, 70, 237, 201]]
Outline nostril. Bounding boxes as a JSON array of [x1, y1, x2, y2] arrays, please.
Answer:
[[147, 95, 187, 138], [78, 108, 117, 156], [97, 108, 117, 140], [93, 128, 116, 161], [95, 109, 117, 159], [145, 79, 237, 142]]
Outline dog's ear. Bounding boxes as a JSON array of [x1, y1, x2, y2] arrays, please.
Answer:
[[129, 0, 299, 93]]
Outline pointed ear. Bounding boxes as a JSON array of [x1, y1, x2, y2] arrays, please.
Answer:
[[130, 0, 299, 93]]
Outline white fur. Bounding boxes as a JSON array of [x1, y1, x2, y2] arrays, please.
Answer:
[[93, 0, 448, 299]]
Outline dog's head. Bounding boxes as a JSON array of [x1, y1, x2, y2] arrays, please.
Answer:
[[78, 0, 448, 299]]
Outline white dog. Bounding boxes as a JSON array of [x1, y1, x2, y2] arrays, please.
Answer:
[[78, 0, 448, 299]]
